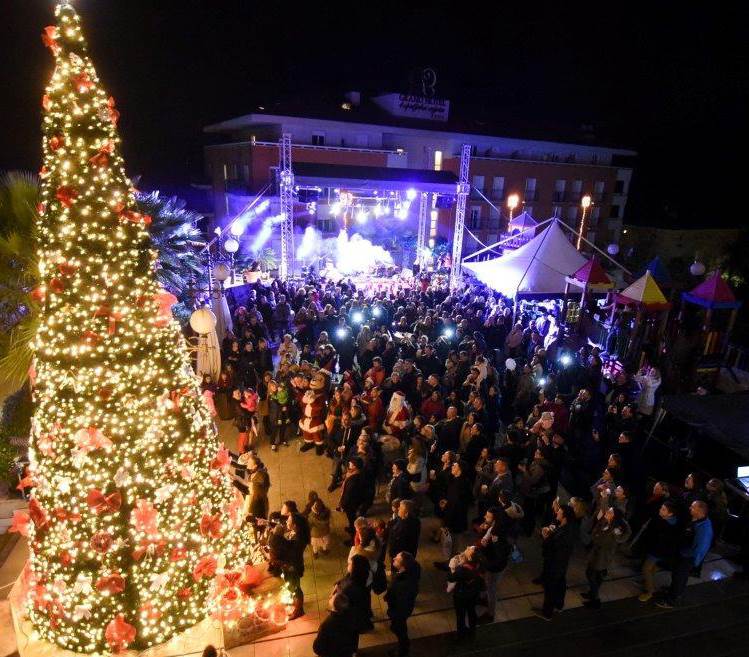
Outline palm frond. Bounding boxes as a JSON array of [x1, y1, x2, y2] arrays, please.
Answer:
[[0, 313, 39, 388]]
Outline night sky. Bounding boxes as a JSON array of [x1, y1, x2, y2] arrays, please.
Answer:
[[1, 1, 746, 228]]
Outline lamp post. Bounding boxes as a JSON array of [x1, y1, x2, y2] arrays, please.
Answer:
[[507, 193, 520, 222], [576, 194, 592, 250]]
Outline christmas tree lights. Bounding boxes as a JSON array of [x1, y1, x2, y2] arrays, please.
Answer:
[[13, 3, 275, 653]]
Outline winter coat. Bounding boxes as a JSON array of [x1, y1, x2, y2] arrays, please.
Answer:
[[334, 575, 370, 632], [388, 514, 421, 559], [387, 473, 413, 504], [643, 514, 681, 561], [587, 519, 631, 572], [247, 467, 270, 518], [444, 474, 473, 533], [313, 608, 359, 657], [541, 523, 575, 580], [385, 563, 421, 620], [309, 507, 331, 539]]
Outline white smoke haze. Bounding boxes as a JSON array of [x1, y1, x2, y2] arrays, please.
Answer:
[[295, 227, 393, 274]]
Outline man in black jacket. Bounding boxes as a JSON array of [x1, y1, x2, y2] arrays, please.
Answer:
[[328, 413, 357, 492], [477, 507, 511, 622], [338, 457, 366, 539], [435, 406, 462, 454], [313, 592, 359, 657], [389, 500, 421, 563], [387, 460, 413, 504], [384, 552, 421, 657], [535, 504, 576, 620]]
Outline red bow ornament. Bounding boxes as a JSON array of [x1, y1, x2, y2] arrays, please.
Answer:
[[55, 185, 78, 208], [87, 489, 122, 515], [105, 615, 136, 653], [16, 475, 35, 492], [192, 555, 217, 582], [106, 96, 120, 126], [131, 499, 159, 535], [49, 134, 65, 151], [41, 26, 60, 55], [211, 446, 230, 471], [88, 150, 109, 168], [29, 498, 49, 530], [96, 573, 125, 595], [73, 72, 95, 93], [53, 508, 82, 522], [9, 510, 30, 537], [49, 278, 65, 294], [90, 531, 113, 554], [74, 426, 113, 453], [200, 513, 223, 539]]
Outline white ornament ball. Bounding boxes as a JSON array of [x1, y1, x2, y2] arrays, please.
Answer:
[[505, 358, 517, 371], [224, 238, 239, 253], [189, 307, 217, 334], [689, 261, 706, 276], [607, 243, 620, 255], [214, 262, 231, 282]]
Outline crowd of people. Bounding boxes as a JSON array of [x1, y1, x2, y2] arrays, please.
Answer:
[[198, 274, 731, 657]]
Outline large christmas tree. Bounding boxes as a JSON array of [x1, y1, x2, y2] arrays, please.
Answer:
[[14, 2, 259, 652]]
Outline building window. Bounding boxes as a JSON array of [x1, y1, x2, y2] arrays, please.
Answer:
[[610, 205, 621, 219], [434, 150, 443, 171], [614, 180, 625, 194], [524, 178, 537, 201], [567, 205, 579, 222], [492, 176, 505, 200], [553, 179, 566, 202], [472, 175, 485, 191], [242, 164, 250, 182], [227, 163, 239, 179], [571, 179, 582, 202], [355, 134, 369, 147], [312, 132, 325, 146], [552, 205, 562, 218], [591, 207, 601, 222], [468, 206, 481, 229]]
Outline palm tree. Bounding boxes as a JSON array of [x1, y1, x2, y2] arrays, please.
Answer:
[[0, 172, 41, 388], [0, 173, 207, 387]]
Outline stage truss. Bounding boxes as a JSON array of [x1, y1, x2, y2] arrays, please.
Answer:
[[279, 133, 295, 280], [449, 143, 472, 291]]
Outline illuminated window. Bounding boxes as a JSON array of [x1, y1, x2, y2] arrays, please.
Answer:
[[434, 150, 443, 171], [430, 209, 438, 237]]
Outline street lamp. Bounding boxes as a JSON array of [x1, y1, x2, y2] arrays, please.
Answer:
[[576, 194, 592, 250], [507, 193, 520, 221]]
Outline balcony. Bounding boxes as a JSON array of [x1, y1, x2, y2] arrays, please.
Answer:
[[524, 190, 539, 202]]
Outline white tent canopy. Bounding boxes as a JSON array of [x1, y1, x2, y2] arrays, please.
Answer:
[[462, 220, 588, 297]]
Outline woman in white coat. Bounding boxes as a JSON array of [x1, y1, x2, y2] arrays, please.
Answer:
[[634, 366, 661, 416]]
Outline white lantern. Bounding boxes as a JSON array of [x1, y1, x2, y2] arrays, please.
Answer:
[[607, 243, 620, 255], [224, 238, 239, 253], [189, 307, 217, 334], [214, 263, 231, 282], [689, 261, 706, 276], [505, 358, 517, 371]]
